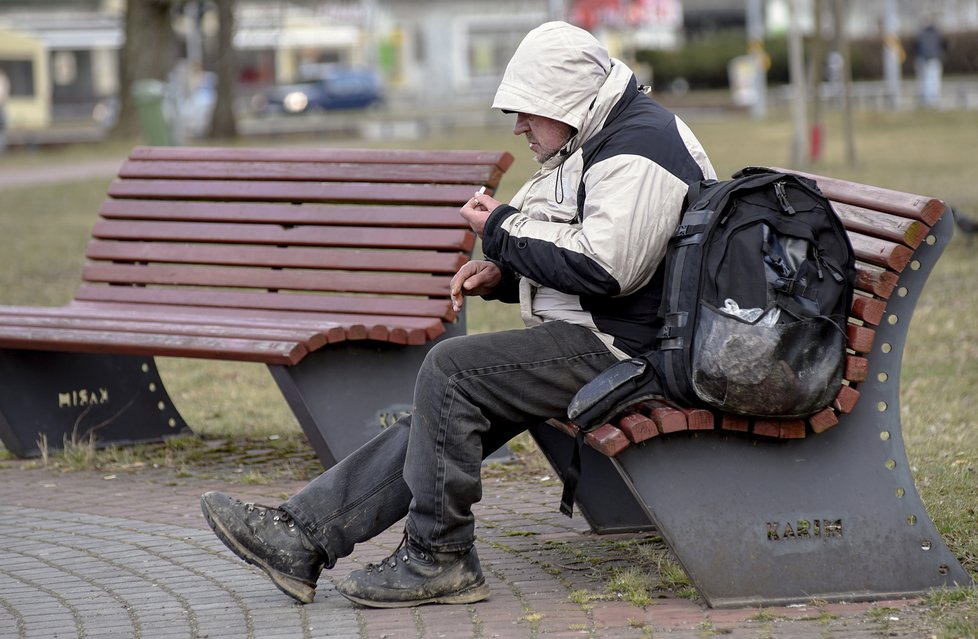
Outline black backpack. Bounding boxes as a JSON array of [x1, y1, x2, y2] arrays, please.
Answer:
[[656, 167, 855, 418]]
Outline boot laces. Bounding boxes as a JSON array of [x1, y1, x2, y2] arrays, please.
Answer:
[[366, 532, 429, 573], [244, 502, 296, 529]]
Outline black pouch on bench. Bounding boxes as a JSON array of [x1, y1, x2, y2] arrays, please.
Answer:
[[560, 356, 664, 517], [568, 356, 664, 431]]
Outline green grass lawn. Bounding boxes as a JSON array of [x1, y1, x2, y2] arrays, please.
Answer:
[[1, 105, 977, 633]]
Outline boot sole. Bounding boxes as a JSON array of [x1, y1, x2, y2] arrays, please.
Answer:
[[338, 580, 490, 609], [200, 496, 316, 604]]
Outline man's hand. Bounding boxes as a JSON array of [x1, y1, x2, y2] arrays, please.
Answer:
[[459, 189, 502, 237], [450, 260, 503, 312]]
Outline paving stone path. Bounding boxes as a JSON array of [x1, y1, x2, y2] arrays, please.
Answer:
[[0, 458, 934, 639]]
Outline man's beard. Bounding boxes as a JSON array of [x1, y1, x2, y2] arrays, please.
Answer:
[[532, 138, 571, 164], [535, 147, 561, 163]]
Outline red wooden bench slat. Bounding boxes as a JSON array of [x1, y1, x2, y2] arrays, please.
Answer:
[[778, 167, 947, 225], [81, 263, 453, 298], [752, 420, 780, 437], [855, 261, 899, 299], [777, 420, 807, 439], [847, 323, 876, 354], [834, 384, 861, 414], [584, 424, 632, 457], [845, 355, 869, 383], [107, 179, 483, 206], [90, 220, 475, 252], [119, 159, 504, 187], [852, 294, 886, 326], [669, 402, 714, 430], [547, 418, 579, 439], [0, 326, 306, 365], [637, 400, 687, 434], [85, 240, 468, 275], [99, 199, 470, 229], [849, 232, 914, 272], [721, 414, 751, 433], [0, 315, 328, 351], [832, 201, 930, 249], [52, 301, 446, 342], [616, 411, 659, 443], [74, 284, 456, 321], [808, 407, 840, 433], [128, 146, 515, 174]]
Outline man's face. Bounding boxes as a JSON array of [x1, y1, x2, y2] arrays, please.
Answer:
[[513, 113, 574, 163]]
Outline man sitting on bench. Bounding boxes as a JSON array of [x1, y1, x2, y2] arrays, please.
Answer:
[[200, 20, 716, 609]]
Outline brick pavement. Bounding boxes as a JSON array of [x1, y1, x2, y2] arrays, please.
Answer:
[[0, 458, 934, 639]]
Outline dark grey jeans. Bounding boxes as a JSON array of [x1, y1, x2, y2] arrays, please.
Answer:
[[281, 320, 619, 566]]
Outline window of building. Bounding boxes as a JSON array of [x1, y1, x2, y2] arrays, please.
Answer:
[[0, 59, 35, 97]]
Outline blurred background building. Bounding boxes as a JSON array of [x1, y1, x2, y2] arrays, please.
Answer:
[[0, 0, 975, 142]]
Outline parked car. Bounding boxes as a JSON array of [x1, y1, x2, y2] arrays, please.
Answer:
[[253, 68, 384, 115]]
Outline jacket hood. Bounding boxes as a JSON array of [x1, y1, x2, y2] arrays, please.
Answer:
[[492, 21, 612, 132]]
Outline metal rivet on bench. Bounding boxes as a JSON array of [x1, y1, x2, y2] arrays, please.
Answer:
[[921, 539, 933, 551], [926, 234, 937, 245], [885, 458, 896, 470], [939, 564, 950, 575], [896, 487, 906, 498], [878, 372, 889, 382], [168, 418, 177, 428], [881, 342, 892, 354], [880, 431, 890, 441], [887, 315, 899, 325], [877, 401, 888, 412], [148, 382, 157, 392], [141, 363, 150, 373], [157, 401, 165, 411], [907, 514, 917, 526], [897, 286, 909, 297], [910, 260, 921, 271]]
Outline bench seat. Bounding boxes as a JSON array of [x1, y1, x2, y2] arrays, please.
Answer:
[[532, 169, 973, 608], [0, 146, 513, 466]]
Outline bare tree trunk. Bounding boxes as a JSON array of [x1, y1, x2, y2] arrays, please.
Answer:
[[207, 0, 238, 140], [112, 0, 178, 139]]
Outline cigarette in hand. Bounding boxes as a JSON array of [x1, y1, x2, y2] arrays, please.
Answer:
[[470, 186, 489, 211]]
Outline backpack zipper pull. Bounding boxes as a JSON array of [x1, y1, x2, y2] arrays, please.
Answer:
[[774, 181, 796, 215], [719, 200, 738, 225], [812, 246, 825, 280]]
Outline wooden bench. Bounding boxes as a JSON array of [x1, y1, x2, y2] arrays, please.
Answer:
[[0, 145, 513, 468], [531, 170, 974, 607]]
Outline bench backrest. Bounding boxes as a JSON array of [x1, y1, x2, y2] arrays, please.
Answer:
[[78, 146, 513, 345], [553, 169, 949, 453]]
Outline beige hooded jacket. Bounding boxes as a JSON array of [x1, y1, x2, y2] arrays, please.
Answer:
[[484, 22, 716, 358]]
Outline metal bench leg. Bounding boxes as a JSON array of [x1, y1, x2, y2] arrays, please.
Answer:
[[530, 423, 655, 534], [268, 340, 426, 468], [610, 213, 972, 606], [269, 326, 513, 470], [0, 350, 190, 458]]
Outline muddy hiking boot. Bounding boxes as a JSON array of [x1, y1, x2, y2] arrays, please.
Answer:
[[336, 533, 490, 608], [200, 491, 325, 604]]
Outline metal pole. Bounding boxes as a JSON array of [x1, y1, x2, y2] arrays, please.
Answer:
[[834, 0, 857, 165], [788, 0, 809, 167], [809, 0, 825, 162], [882, 0, 902, 109], [746, 0, 768, 118]]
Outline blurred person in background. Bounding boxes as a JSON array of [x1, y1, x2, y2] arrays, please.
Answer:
[[914, 17, 947, 108]]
